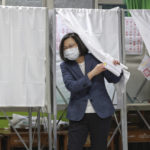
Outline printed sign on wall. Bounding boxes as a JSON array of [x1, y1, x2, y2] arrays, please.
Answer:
[[138, 55, 150, 80], [125, 17, 143, 55]]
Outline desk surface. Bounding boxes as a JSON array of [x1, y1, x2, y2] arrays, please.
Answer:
[[0, 128, 68, 136], [0, 128, 48, 136]]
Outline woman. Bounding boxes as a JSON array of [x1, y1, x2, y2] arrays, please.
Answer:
[[59, 33, 123, 150]]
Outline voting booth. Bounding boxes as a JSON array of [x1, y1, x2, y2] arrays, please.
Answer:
[[0, 6, 51, 150], [54, 8, 150, 150], [0, 6, 150, 150]]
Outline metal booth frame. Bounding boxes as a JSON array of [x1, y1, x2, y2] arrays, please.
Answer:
[[52, 8, 128, 150], [52, 8, 150, 150], [0, 7, 53, 150]]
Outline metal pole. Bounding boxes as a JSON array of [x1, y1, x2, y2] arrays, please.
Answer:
[[133, 79, 147, 102], [114, 113, 121, 134], [37, 108, 41, 150], [120, 9, 128, 150], [127, 93, 150, 129], [48, 113, 52, 150], [2, 110, 29, 150], [111, 90, 115, 103], [47, 8, 52, 150], [107, 122, 121, 147], [52, 8, 57, 150], [56, 85, 68, 105], [107, 89, 121, 147], [28, 108, 32, 150]]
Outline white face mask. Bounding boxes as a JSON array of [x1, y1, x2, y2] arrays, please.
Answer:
[[64, 47, 80, 61]]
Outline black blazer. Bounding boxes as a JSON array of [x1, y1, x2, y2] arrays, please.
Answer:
[[60, 53, 123, 121]]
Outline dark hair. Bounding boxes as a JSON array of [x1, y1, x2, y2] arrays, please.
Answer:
[[59, 32, 89, 61]]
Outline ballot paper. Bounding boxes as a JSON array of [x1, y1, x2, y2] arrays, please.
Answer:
[[138, 55, 150, 80]]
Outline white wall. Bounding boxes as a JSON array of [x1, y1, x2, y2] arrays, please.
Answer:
[[54, 0, 94, 8], [4, 0, 43, 7], [97, 0, 124, 4], [95, 0, 124, 8], [46, 0, 53, 8]]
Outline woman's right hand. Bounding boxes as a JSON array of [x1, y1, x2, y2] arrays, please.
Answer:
[[88, 63, 106, 80]]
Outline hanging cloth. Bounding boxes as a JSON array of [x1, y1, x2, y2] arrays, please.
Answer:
[[56, 8, 130, 94], [130, 10, 150, 56], [0, 6, 47, 107]]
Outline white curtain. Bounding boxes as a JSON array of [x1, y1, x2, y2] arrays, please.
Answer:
[[130, 10, 150, 56], [56, 8, 130, 97], [0, 6, 47, 107], [56, 8, 129, 76]]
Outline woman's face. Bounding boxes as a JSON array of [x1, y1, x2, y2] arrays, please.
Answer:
[[63, 37, 78, 51]]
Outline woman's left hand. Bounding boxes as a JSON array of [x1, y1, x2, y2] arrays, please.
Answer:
[[113, 60, 120, 65]]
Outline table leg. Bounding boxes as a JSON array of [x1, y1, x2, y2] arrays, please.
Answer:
[[0, 136, 1, 150], [64, 135, 68, 150], [7, 136, 11, 150]]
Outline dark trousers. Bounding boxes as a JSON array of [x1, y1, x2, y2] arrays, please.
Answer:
[[68, 113, 112, 150]]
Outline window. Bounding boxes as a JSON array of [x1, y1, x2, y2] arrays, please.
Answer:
[[98, 4, 127, 9]]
